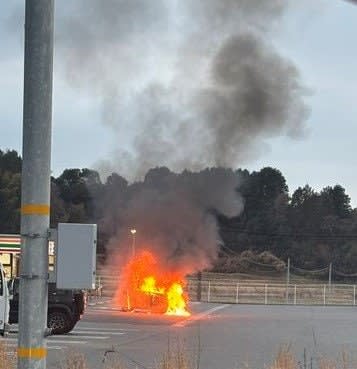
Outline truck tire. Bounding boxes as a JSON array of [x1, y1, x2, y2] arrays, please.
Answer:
[[47, 310, 72, 334]]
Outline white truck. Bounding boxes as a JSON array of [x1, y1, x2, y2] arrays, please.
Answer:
[[0, 263, 10, 336]]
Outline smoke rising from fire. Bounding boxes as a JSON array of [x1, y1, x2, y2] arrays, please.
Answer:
[[104, 167, 243, 273], [46, 0, 309, 276], [51, 0, 309, 179], [7, 1, 309, 276]]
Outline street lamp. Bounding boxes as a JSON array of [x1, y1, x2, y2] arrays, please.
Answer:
[[130, 229, 136, 257]]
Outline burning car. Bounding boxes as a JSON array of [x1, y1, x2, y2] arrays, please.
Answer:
[[113, 250, 190, 317]]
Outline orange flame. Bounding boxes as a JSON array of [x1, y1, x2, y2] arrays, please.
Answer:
[[113, 250, 191, 316], [165, 282, 190, 317], [140, 276, 165, 295]]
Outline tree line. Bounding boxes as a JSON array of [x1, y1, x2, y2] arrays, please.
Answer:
[[1, 149, 357, 272]]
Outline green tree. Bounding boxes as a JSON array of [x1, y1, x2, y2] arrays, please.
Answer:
[[290, 185, 315, 208], [50, 179, 69, 227], [320, 185, 352, 218], [219, 167, 290, 255], [54, 168, 103, 223], [0, 149, 22, 173], [0, 171, 21, 233]]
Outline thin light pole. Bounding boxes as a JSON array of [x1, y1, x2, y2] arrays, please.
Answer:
[[130, 229, 136, 257], [328, 263, 332, 288], [18, 1, 54, 369]]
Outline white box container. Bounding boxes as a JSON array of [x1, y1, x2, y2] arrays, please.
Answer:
[[56, 223, 97, 289]]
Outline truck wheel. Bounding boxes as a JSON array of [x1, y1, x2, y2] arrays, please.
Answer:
[[66, 319, 78, 333], [47, 311, 71, 334]]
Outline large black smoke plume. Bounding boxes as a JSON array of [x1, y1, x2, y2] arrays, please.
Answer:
[[51, 0, 309, 179], [7, 1, 309, 178], [8, 1, 309, 274], [53, 0, 308, 274], [102, 167, 243, 274]]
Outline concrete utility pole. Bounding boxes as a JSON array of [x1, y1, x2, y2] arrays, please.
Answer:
[[18, 1, 54, 369]]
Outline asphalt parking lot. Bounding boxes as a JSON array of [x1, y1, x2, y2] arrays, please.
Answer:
[[4, 301, 357, 369]]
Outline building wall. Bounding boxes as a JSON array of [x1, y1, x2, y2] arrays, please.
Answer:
[[0, 234, 54, 278]]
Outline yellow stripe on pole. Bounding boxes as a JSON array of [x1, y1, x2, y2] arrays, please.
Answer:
[[17, 347, 47, 359], [21, 204, 50, 216]]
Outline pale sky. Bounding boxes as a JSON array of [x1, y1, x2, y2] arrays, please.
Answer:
[[1, 1, 356, 206]]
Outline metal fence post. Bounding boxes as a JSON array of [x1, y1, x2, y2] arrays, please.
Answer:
[[286, 258, 290, 284], [354, 285, 356, 306], [196, 272, 202, 302], [236, 283, 239, 304], [264, 284, 268, 305], [323, 285, 326, 305], [294, 285, 297, 305], [286, 258, 290, 304], [207, 281, 211, 303]]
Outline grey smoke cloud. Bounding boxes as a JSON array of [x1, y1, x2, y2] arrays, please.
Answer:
[[105, 167, 244, 273], [99, 32, 308, 178], [7, 0, 309, 275], [49, 0, 309, 179], [55, 1, 171, 106], [200, 32, 308, 165], [6, 1, 309, 179], [185, 0, 286, 32], [53, 0, 306, 276]]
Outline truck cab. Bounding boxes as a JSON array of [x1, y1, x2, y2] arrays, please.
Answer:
[[8, 277, 86, 334]]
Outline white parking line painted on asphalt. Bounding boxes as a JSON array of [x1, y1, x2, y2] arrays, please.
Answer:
[[46, 339, 87, 344], [73, 330, 125, 335], [85, 308, 124, 313], [1, 337, 87, 345], [9, 325, 137, 334], [75, 326, 138, 331], [3, 325, 133, 349], [4, 342, 63, 350], [173, 304, 230, 327], [63, 335, 109, 340]]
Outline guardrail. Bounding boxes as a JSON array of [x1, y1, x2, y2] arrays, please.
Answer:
[[187, 278, 357, 306]]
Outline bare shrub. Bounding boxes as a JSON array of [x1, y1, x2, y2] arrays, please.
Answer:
[[212, 250, 286, 273]]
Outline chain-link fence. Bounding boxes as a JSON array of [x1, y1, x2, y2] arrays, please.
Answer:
[[187, 276, 357, 306]]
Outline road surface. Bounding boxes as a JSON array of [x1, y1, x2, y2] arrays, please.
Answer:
[[4, 300, 357, 368]]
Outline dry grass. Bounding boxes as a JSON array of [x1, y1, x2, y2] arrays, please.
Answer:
[[270, 348, 297, 369], [0, 340, 15, 369], [157, 344, 192, 369], [60, 351, 90, 369], [317, 350, 351, 369], [268, 347, 354, 369], [102, 354, 127, 369], [1, 339, 354, 369]]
